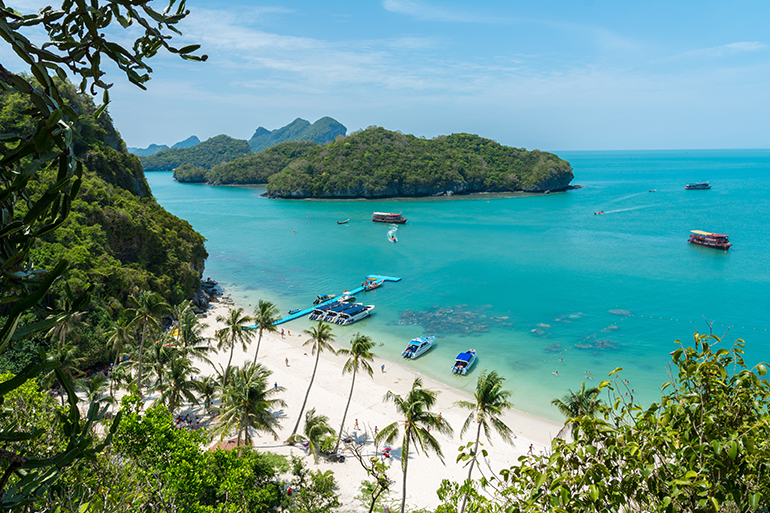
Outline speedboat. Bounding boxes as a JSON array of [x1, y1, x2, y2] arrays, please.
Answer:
[[308, 300, 345, 320], [313, 294, 336, 305], [288, 308, 301, 315], [335, 304, 374, 325], [337, 219, 349, 224], [451, 349, 476, 375], [322, 302, 360, 322], [594, 211, 603, 215], [402, 336, 435, 359]]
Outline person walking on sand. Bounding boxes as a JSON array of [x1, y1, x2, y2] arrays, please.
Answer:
[[285, 357, 289, 367], [354, 419, 359, 429], [528, 444, 534, 455], [381, 364, 385, 373]]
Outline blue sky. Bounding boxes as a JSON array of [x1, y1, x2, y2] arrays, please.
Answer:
[[8, 1, 770, 150]]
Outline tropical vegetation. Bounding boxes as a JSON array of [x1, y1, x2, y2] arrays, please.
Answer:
[[334, 333, 375, 453], [550, 380, 605, 440], [139, 134, 252, 171]]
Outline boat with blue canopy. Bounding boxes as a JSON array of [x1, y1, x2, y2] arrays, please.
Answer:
[[451, 349, 476, 375]]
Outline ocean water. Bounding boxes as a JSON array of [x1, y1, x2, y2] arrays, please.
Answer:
[[146, 150, 770, 421]]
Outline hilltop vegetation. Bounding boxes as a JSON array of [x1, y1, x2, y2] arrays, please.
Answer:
[[128, 135, 201, 156], [188, 127, 570, 197]]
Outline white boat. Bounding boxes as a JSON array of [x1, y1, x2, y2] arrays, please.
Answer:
[[335, 304, 375, 325], [322, 302, 360, 322], [451, 349, 476, 375], [402, 336, 435, 359], [308, 300, 345, 320]]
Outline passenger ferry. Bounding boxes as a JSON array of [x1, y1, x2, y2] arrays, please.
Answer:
[[401, 336, 435, 359], [688, 230, 731, 250], [372, 212, 407, 224], [685, 182, 711, 190], [334, 304, 375, 325], [321, 302, 360, 323], [451, 349, 476, 375]]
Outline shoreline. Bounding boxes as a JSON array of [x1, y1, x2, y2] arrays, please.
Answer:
[[193, 299, 562, 511]]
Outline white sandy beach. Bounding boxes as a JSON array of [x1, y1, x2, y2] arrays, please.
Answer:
[[188, 300, 562, 512]]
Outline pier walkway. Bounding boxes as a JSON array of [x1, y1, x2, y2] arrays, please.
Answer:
[[248, 274, 402, 328]]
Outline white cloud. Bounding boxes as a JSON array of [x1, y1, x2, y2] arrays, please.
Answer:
[[382, 0, 500, 23], [678, 41, 767, 59]]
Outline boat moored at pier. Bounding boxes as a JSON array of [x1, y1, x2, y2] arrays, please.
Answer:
[[688, 230, 731, 250], [334, 304, 375, 325], [372, 212, 406, 224], [313, 294, 336, 305], [452, 349, 476, 375], [402, 336, 435, 359]]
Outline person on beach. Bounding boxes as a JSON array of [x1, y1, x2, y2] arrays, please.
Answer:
[[354, 419, 359, 429], [281, 328, 285, 338], [528, 444, 534, 455], [285, 357, 289, 367], [381, 364, 385, 373]]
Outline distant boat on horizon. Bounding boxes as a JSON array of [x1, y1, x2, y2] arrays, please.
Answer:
[[685, 182, 711, 190]]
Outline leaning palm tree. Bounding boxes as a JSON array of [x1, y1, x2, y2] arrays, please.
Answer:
[[158, 357, 200, 414], [251, 300, 279, 365], [106, 315, 133, 400], [82, 373, 114, 410], [126, 290, 170, 390], [455, 370, 515, 513], [377, 377, 453, 513], [334, 333, 375, 453], [288, 321, 337, 439], [215, 307, 253, 387], [290, 408, 336, 464], [43, 340, 86, 406], [174, 301, 212, 364], [551, 381, 604, 440], [214, 363, 286, 446]]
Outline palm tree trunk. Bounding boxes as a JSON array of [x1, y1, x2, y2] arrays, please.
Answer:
[[252, 331, 263, 366], [400, 430, 410, 513], [223, 341, 235, 387], [334, 369, 357, 453], [137, 321, 147, 391], [459, 420, 484, 513], [109, 351, 119, 406], [289, 346, 321, 439]]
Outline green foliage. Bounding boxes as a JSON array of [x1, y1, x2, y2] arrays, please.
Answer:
[[141, 134, 252, 171], [285, 455, 341, 513], [202, 141, 319, 184], [263, 127, 573, 197], [0, 1, 204, 506], [445, 334, 770, 512], [173, 162, 209, 183]]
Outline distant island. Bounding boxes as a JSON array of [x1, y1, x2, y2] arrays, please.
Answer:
[[136, 117, 347, 171], [174, 126, 574, 197]]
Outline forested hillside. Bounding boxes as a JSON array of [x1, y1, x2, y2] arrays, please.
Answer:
[[139, 134, 251, 171], [0, 82, 207, 371], [175, 141, 319, 183]]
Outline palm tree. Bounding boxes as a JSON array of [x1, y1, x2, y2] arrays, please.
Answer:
[[158, 357, 200, 414], [43, 340, 86, 406], [290, 408, 335, 464], [215, 307, 253, 387], [551, 381, 604, 440], [144, 337, 176, 391], [289, 321, 336, 439], [174, 301, 212, 364], [195, 375, 218, 413], [377, 377, 453, 513], [214, 363, 286, 446], [83, 374, 114, 410], [45, 285, 84, 348], [251, 300, 279, 365], [334, 333, 375, 453], [455, 370, 515, 513], [126, 291, 170, 390], [105, 315, 133, 400]]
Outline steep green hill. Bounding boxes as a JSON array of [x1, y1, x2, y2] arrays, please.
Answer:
[[175, 141, 319, 184], [248, 116, 347, 152], [139, 134, 252, 171], [263, 127, 574, 197], [0, 82, 207, 370]]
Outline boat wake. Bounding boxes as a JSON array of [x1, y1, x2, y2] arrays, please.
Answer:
[[387, 225, 398, 243], [596, 204, 657, 215]]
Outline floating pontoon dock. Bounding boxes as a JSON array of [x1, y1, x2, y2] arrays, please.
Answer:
[[248, 275, 402, 328]]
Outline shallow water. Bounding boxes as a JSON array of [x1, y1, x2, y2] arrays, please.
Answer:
[[146, 149, 770, 421]]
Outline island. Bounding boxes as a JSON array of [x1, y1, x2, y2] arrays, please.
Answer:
[[174, 126, 574, 198]]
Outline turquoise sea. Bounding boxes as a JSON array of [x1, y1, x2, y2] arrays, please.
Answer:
[[146, 150, 770, 421]]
